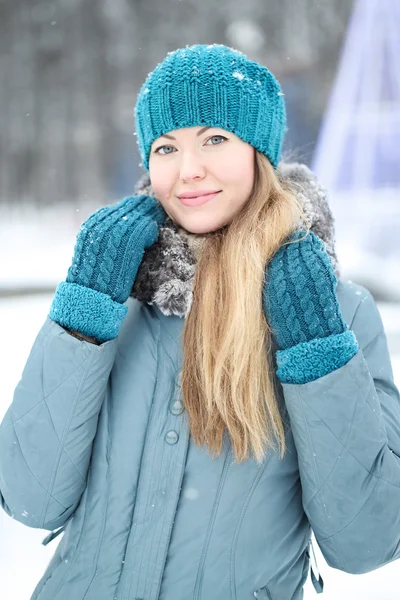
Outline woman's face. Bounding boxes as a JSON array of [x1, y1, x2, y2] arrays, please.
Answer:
[[148, 126, 255, 234]]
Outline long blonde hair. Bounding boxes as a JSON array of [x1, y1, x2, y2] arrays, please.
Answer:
[[181, 151, 309, 464]]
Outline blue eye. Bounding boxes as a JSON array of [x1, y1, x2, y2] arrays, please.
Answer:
[[153, 134, 227, 155], [155, 145, 175, 155], [206, 135, 227, 145]]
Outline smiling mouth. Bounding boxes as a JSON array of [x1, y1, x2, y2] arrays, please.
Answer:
[[178, 191, 222, 207]]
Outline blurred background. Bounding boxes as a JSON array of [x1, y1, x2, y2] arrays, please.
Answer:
[[0, 0, 399, 598]]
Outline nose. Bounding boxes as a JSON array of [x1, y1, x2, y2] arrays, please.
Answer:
[[179, 151, 206, 182]]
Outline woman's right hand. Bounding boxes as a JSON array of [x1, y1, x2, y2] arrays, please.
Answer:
[[66, 194, 166, 304], [49, 195, 167, 342]]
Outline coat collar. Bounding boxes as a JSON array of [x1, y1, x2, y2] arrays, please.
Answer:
[[130, 162, 339, 318]]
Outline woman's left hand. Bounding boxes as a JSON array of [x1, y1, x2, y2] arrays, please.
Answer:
[[263, 229, 348, 351]]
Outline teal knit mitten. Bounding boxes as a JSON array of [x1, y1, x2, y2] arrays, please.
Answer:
[[49, 195, 166, 342], [263, 230, 359, 384]]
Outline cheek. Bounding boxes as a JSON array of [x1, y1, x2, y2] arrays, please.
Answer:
[[149, 165, 174, 202], [153, 182, 170, 202], [225, 152, 254, 190]]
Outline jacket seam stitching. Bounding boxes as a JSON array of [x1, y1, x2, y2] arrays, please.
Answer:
[[151, 319, 190, 600], [117, 317, 162, 599], [0, 359, 91, 433], [128, 356, 174, 599], [134, 325, 165, 598], [142, 427, 176, 599], [348, 296, 365, 329], [11, 421, 68, 512], [297, 387, 346, 569], [40, 350, 98, 526], [153, 424, 190, 600], [42, 396, 86, 482], [230, 452, 275, 600], [348, 293, 383, 351], [81, 467, 111, 599], [317, 476, 380, 541], [50, 471, 92, 598], [158, 320, 180, 349], [42, 358, 91, 400], [295, 387, 322, 491], [27, 318, 54, 365], [193, 449, 232, 600], [349, 356, 387, 430], [302, 363, 361, 510], [360, 330, 383, 354], [302, 378, 399, 494]]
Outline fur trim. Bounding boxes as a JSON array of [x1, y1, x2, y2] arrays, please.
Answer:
[[131, 163, 340, 317]]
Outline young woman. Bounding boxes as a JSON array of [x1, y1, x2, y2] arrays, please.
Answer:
[[1, 44, 400, 600]]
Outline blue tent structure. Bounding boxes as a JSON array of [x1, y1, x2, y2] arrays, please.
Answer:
[[312, 0, 400, 298]]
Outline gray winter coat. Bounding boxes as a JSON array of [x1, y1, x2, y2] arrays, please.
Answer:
[[1, 164, 400, 600]]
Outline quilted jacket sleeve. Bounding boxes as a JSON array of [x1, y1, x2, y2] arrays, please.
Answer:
[[281, 287, 400, 574], [0, 316, 118, 531]]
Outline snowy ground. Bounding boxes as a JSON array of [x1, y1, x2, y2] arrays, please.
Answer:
[[0, 208, 400, 599]]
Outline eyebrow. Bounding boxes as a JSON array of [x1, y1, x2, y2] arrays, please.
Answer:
[[160, 126, 211, 140]]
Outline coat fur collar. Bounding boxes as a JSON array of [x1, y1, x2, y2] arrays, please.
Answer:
[[130, 163, 339, 318]]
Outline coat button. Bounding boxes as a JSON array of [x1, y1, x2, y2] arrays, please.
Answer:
[[170, 399, 184, 415], [165, 430, 179, 444]]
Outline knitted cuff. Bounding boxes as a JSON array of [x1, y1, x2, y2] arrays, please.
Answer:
[[276, 330, 359, 384], [49, 282, 128, 343]]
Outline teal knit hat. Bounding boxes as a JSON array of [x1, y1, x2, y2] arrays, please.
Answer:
[[134, 44, 286, 171]]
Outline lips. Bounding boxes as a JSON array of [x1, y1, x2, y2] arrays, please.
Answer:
[[178, 189, 221, 199], [178, 191, 221, 207]]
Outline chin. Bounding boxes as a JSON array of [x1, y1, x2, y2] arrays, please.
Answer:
[[182, 224, 218, 235], [177, 216, 230, 235]]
